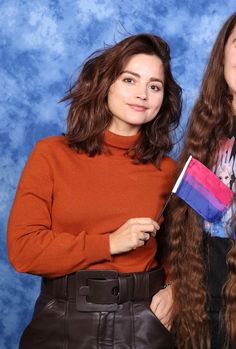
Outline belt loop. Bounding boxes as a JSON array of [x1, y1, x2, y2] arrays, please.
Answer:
[[145, 272, 149, 299], [75, 270, 118, 311], [63, 275, 68, 299]]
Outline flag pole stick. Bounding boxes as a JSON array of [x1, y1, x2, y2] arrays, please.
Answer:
[[156, 192, 173, 223], [155, 155, 192, 223]]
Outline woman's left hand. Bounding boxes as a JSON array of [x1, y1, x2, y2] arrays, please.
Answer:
[[150, 284, 173, 331]]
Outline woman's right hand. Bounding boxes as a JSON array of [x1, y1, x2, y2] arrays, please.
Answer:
[[109, 218, 159, 255]]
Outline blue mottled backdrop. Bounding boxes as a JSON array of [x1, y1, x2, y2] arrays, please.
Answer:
[[1, 1, 236, 348]]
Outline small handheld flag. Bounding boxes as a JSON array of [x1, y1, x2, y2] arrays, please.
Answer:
[[156, 156, 233, 223], [171, 155, 233, 222]]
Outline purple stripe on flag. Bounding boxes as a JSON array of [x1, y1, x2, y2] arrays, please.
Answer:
[[176, 179, 226, 222], [184, 172, 226, 212]]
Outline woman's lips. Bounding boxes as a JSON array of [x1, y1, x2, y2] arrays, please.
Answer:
[[128, 104, 148, 111]]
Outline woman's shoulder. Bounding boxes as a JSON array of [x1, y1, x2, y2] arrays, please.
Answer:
[[34, 135, 71, 153], [31, 135, 73, 160], [36, 135, 68, 148]]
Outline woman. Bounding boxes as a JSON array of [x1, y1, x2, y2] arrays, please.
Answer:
[[167, 13, 236, 349], [7, 33, 182, 349]]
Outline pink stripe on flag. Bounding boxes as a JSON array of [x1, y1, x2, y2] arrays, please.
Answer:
[[186, 158, 232, 205], [184, 172, 226, 211]]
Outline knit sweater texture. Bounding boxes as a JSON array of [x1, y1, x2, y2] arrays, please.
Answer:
[[8, 131, 176, 278]]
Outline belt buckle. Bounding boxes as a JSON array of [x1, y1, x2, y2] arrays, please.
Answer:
[[76, 270, 118, 312]]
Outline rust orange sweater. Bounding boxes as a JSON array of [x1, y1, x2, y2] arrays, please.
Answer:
[[7, 131, 176, 278]]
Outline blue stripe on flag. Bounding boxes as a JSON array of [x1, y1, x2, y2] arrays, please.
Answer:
[[177, 180, 225, 222]]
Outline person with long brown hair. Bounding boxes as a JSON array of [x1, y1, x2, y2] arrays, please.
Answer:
[[167, 12, 236, 349], [7, 33, 182, 348]]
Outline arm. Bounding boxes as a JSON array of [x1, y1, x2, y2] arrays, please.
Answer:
[[7, 140, 159, 278], [7, 141, 112, 278]]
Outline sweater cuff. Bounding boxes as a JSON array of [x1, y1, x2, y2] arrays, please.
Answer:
[[85, 233, 112, 264]]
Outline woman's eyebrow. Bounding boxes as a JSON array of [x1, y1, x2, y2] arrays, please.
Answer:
[[121, 70, 163, 84]]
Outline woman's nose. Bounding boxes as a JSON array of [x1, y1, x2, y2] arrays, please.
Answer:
[[137, 94, 147, 100], [135, 85, 147, 100]]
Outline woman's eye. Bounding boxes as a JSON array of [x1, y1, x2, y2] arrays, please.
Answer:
[[149, 84, 160, 91], [123, 77, 134, 84]]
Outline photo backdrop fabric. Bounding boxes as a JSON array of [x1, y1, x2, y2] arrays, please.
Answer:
[[1, 0, 236, 348]]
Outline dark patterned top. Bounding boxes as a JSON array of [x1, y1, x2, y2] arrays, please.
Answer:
[[204, 120, 236, 239]]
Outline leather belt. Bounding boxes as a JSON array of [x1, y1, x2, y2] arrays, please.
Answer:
[[41, 268, 165, 312]]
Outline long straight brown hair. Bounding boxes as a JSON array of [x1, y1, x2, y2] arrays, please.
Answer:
[[61, 34, 182, 166], [167, 13, 236, 348]]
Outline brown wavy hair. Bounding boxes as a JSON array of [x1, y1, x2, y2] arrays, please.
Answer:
[[167, 13, 236, 348], [61, 33, 182, 166]]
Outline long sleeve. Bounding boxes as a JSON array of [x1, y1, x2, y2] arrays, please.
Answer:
[[7, 140, 111, 278], [7, 134, 176, 278]]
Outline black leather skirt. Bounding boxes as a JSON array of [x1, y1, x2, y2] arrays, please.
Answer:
[[19, 268, 175, 349]]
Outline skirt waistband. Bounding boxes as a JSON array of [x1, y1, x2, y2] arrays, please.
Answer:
[[41, 268, 165, 312]]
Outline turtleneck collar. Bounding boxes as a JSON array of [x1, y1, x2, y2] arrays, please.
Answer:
[[104, 130, 140, 154]]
